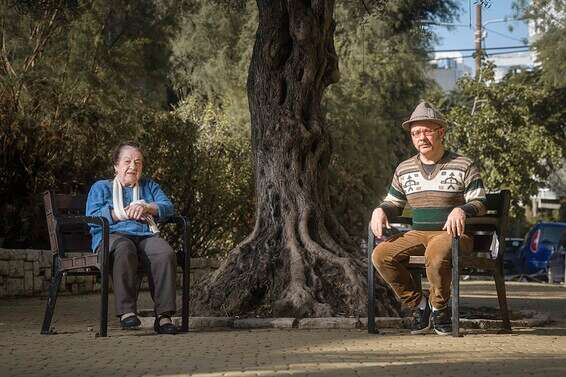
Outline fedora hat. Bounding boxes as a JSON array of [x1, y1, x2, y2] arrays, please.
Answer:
[[401, 101, 446, 131]]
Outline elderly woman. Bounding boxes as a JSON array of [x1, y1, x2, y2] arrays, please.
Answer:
[[86, 142, 177, 335]]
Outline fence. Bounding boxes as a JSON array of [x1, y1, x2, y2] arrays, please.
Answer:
[[0, 248, 219, 297]]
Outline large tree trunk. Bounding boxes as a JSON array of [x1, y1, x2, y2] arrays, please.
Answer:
[[193, 0, 400, 318]]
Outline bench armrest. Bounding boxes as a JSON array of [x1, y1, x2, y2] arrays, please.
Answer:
[[57, 215, 109, 228], [161, 215, 190, 260], [162, 215, 188, 226], [54, 215, 110, 259], [465, 216, 498, 226]]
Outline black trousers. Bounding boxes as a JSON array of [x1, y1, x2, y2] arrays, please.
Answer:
[[100, 233, 177, 317]]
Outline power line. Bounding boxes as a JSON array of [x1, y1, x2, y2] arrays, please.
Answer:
[[483, 27, 528, 44], [430, 45, 529, 53], [428, 49, 530, 61]]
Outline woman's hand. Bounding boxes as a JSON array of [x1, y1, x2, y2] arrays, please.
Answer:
[[124, 202, 148, 220]]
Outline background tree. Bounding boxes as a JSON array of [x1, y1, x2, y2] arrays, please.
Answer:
[[1, 0, 463, 317], [170, 0, 459, 247], [326, 0, 458, 238], [438, 63, 563, 222], [0, 0, 252, 255], [191, 0, 458, 318], [514, 0, 566, 88], [170, 97, 255, 256]]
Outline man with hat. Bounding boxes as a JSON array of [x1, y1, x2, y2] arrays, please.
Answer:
[[370, 101, 487, 335]]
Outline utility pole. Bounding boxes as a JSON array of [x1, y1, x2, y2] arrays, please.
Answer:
[[475, 3, 482, 78]]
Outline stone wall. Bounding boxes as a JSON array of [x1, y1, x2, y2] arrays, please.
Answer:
[[0, 248, 219, 298]]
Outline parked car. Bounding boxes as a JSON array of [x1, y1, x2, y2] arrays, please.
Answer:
[[518, 222, 566, 281], [503, 237, 524, 276], [547, 244, 566, 283]]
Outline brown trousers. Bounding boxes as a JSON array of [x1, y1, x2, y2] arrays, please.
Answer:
[[100, 233, 177, 317], [372, 230, 473, 310]]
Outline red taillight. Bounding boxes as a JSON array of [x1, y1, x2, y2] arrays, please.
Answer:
[[530, 229, 541, 253]]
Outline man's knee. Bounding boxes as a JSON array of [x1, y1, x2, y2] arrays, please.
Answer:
[[425, 233, 473, 268], [425, 252, 451, 271], [372, 244, 391, 269]]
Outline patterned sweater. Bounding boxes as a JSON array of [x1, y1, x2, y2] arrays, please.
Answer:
[[379, 151, 487, 231]]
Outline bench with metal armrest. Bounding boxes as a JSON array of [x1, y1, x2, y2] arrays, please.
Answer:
[[41, 190, 190, 337], [367, 190, 511, 337]]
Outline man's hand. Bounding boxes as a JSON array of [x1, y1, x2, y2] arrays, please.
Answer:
[[370, 207, 390, 238], [443, 207, 466, 237]]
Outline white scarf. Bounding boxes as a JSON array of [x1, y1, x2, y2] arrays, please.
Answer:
[[112, 177, 159, 233]]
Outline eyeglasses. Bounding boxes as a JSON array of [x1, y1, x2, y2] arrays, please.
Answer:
[[410, 128, 440, 138]]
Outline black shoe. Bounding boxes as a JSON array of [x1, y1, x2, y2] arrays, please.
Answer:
[[410, 299, 432, 335], [154, 314, 176, 335], [120, 314, 141, 330], [431, 307, 452, 336]]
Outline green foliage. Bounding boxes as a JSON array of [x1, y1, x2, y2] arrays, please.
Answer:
[[169, 0, 459, 241], [324, 0, 458, 236], [0, 0, 172, 247], [169, 1, 255, 126], [0, 1, 254, 255], [515, 0, 566, 88], [0, 0, 462, 252], [165, 98, 254, 256], [137, 104, 254, 256], [444, 63, 564, 217]]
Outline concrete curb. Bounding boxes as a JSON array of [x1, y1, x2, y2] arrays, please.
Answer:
[[138, 312, 551, 331]]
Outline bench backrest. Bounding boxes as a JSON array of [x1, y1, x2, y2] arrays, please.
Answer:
[[383, 190, 511, 260], [472, 190, 510, 260], [43, 191, 92, 255]]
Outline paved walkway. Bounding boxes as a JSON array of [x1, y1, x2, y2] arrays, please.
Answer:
[[1, 281, 565, 377]]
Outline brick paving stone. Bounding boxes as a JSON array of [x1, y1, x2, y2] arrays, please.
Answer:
[[0, 281, 566, 377]]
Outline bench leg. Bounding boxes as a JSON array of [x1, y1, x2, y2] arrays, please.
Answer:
[[367, 228, 378, 334], [41, 270, 63, 335], [494, 264, 512, 333], [98, 259, 109, 337], [367, 247, 378, 334], [410, 270, 422, 294], [451, 237, 461, 337], [181, 251, 190, 333]]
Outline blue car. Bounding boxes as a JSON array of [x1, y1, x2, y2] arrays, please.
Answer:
[[503, 237, 524, 276], [518, 222, 566, 279]]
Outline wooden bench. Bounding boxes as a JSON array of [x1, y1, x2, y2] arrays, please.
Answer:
[[41, 190, 190, 337], [367, 190, 511, 337]]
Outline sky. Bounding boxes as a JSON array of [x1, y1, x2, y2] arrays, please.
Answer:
[[430, 0, 530, 72]]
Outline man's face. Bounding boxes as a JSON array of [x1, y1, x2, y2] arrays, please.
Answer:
[[409, 121, 445, 156], [114, 146, 143, 187]]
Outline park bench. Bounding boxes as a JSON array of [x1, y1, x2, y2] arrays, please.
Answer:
[[41, 190, 190, 337], [367, 190, 511, 337]]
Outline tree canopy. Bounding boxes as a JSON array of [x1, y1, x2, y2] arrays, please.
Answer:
[[169, 0, 460, 239], [0, 0, 464, 252], [515, 0, 566, 88], [0, 0, 252, 252], [434, 63, 564, 219]]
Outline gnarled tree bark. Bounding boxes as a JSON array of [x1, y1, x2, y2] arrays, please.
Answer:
[[193, 0, 399, 318]]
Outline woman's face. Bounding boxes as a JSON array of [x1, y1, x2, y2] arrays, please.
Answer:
[[114, 146, 143, 186]]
